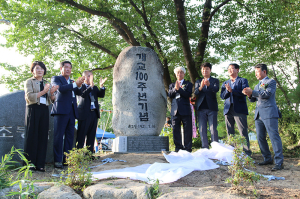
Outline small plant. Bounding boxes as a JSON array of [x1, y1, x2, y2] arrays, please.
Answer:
[[225, 135, 261, 196], [146, 179, 161, 199], [61, 147, 93, 191], [1, 147, 37, 199], [0, 147, 15, 189]]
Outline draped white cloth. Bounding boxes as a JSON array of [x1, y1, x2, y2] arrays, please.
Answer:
[[91, 142, 234, 184]]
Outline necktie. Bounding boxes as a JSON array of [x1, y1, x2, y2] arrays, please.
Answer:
[[88, 85, 96, 110]]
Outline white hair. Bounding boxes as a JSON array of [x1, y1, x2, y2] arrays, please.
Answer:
[[174, 67, 186, 74]]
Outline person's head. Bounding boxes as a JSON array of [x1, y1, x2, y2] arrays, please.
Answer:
[[254, 64, 268, 80], [201, 62, 212, 78], [174, 67, 186, 81], [60, 61, 72, 79], [166, 117, 170, 121], [31, 61, 46, 79], [228, 63, 239, 78], [82, 70, 93, 85]]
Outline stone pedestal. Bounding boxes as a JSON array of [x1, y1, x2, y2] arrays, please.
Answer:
[[113, 136, 169, 153]]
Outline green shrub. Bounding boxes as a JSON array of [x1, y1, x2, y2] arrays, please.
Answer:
[[61, 147, 93, 191], [225, 135, 261, 196]]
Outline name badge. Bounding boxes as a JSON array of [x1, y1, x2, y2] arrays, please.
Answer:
[[40, 96, 46, 104]]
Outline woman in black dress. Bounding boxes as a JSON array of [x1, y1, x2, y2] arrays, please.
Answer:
[[24, 61, 59, 171]]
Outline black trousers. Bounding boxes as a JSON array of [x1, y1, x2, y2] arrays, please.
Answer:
[[76, 110, 98, 153], [172, 113, 192, 152], [24, 104, 49, 169]]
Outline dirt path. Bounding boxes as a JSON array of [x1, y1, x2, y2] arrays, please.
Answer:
[[28, 152, 300, 198]]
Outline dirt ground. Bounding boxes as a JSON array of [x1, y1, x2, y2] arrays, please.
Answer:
[[26, 151, 300, 199]]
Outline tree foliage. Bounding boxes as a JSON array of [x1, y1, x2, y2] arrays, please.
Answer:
[[1, 0, 297, 89]]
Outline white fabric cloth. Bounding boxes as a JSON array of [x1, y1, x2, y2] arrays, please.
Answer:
[[91, 142, 234, 184]]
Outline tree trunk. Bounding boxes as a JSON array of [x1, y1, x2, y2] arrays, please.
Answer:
[[195, 0, 212, 69], [173, 0, 200, 84]]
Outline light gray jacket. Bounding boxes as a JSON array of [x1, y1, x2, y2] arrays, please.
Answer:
[[249, 77, 279, 120]]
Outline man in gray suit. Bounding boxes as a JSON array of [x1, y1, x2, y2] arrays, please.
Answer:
[[194, 62, 219, 149], [243, 64, 284, 171]]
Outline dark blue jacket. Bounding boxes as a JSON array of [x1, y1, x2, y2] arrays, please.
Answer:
[[50, 75, 82, 119], [168, 80, 193, 116], [220, 76, 249, 115], [194, 77, 219, 111]]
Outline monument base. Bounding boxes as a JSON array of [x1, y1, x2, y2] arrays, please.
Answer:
[[112, 136, 169, 153]]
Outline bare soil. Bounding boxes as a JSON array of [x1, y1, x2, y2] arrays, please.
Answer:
[[26, 151, 300, 198]]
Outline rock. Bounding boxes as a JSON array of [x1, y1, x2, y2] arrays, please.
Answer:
[[83, 179, 150, 199], [0, 182, 54, 199], [38, 185, 81, 199], [112, 46, 167, 137], [157, 188, 246, 199], [0, 91, 54, 163]]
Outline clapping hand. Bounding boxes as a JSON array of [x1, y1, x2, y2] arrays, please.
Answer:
[[225, 83, 232, 92], [242, 87, 252, 97], [50, 85, 59, 95], [43, 84, 50, 94], [175, 80, 180, 90], [203, 79, 210, 87], [100, 77, 107, 88], [76, 76, 85, 87]]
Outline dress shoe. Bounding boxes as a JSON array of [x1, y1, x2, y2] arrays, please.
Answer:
[[92, 156, 100, 160], [29, 167, 36, 171], [54, 162, 63, 169], [258, 160, 273, 165], [36, 167, 46, 172], [271, 164, 284, 171]]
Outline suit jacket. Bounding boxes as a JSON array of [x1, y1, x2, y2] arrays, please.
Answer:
[[249, 77, 279, 120], [194, 77, 219, 111], [24, 77, 54, 106], [220, 76, 249, 115], [77, 84, 105, 120], [168, 80, 193, 116], [50, 75, 82, 119]]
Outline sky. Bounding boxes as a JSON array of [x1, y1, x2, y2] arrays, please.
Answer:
[[0, 24, 34, 96]]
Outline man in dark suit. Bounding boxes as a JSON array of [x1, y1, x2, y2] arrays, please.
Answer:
[[168, 67, 193, 152], [220, 63, 251, 156], [51, 61, 85, 168], [76, 70, 106, 154], [243, 64, 284, 171], [194, 62, 219, 149]]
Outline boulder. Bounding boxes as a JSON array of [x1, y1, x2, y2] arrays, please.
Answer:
[[38, 185, 81, 199], [83, 181, 149, 199], [112, 46, 167, 137]]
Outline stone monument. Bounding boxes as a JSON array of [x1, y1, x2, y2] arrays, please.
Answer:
[[112, 46, 169, 152], [0, 91, 54, 163]]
